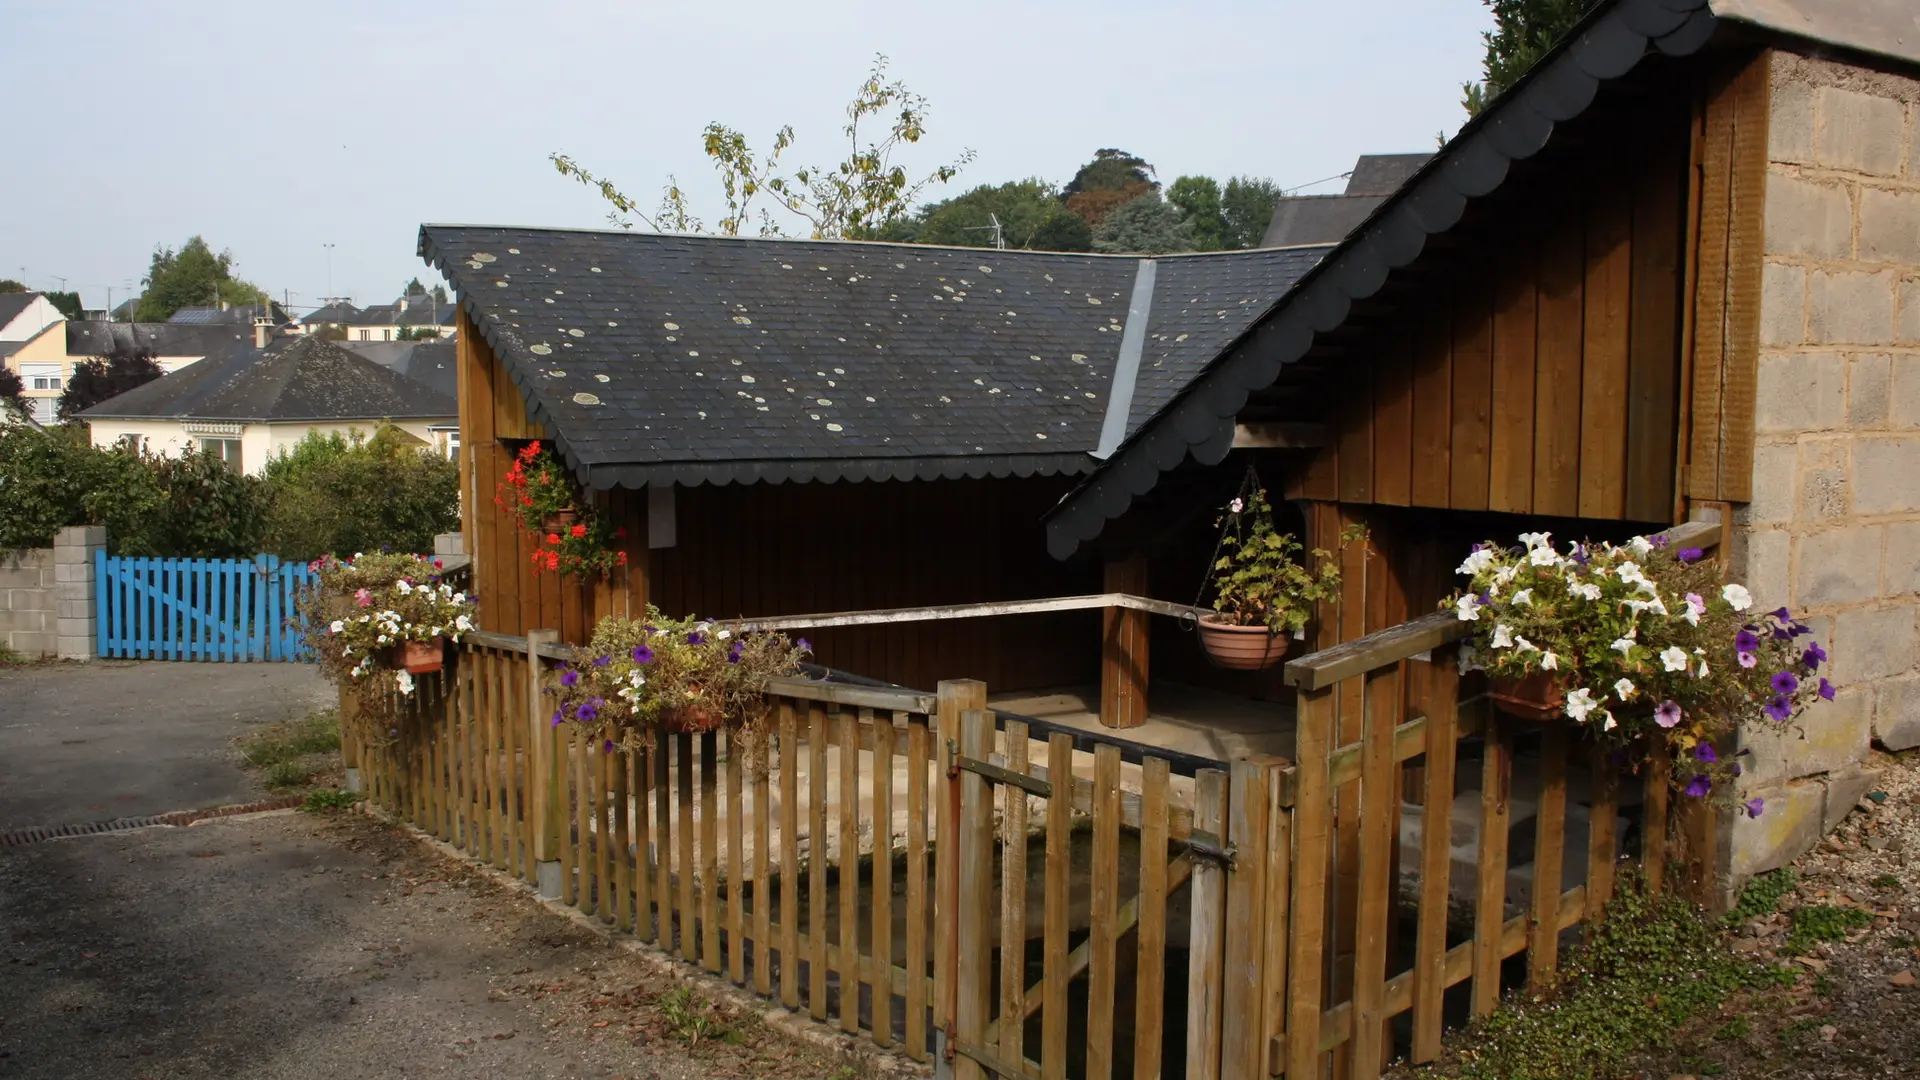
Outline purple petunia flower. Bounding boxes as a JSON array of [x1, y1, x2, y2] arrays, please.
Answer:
[[1803, 642, 1827, 669], [551, 710, 565, 728], [1771, 624, 1794, 641], [797, 638, 811, 653], [576, 700, 600, 723], [1745, 797, 1765, 818], [1818, 677, 1835, 701], [1790, 621, 1813, 638], [1655, 700, 1683, 728], [1650, 534, 1670, 548], [1684, 774, 1712, 798], [686, 631, 704, 646], [1739, 651, 1759, 669], [631, 644, 655, 664], [1695, 743, 1719, 764], [593, 654, 612, 667], [1734, 629, 1760, 653], [727, 641, 745, 664], [1771, 670, 1799, 695], [1765, 695, 1793, 722], [1678, 547, 1704, 564], [559, 668, 579, 687], [604, 739, 615, 754], [1476, 590, 1493, 605], [1770, 607, 1793, 624]]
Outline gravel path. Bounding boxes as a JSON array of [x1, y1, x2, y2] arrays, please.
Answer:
[[1630, 748, 1920, 1079], [0, 810, 856, 1079]]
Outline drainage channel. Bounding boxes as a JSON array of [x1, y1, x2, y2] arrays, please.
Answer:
[[0, 797, 307, 848]]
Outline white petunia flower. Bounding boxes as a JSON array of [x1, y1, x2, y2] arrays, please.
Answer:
[[1722, 583, 1753, 611], [1494, 564, 1520, 586], [1613, 678, 1636, 701], [1682, 594, 1704, 626], [1600, 710, 1618, 732], [1528, 545, 1561, 567], [396, 670, 415, 696], [1491, 624, 1515, 649], [1518, 531, 1552, 550], [1572, 582, 1603, 602], [1541, 650, 1559, 671], [1457, 644, 1484, 675], [1455, 594, 1483, 622], [1646, 594, 1668, 616], [1513, 634, 1539, 653], [1458, 549, 1496, 576], [329, 620, 344, 634], [1624, 599, 1651, 615], [1616, 561, 1647, 586], [1511, 588, 1533, 607], [1661, 646, 1690, 672], [1611, 637, 1636, 656], [1565, 687, 1598, 722], [716, 629, 732, 640], [454, 614, 473, 632], [1627, 536, 1654, 557]]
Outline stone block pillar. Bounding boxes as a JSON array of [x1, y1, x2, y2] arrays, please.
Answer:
[[53, 525, 104, 661]]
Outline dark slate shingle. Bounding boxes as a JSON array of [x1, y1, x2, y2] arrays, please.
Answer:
[[79, 335, 455, 422]]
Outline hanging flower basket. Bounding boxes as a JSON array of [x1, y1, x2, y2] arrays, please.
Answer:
[[393, 637, 446, 675], [1486, 670, 1569, 722], [659, 704, 724, 734], [542, 507, 580, 534], [1197, 615, 1300, 671]]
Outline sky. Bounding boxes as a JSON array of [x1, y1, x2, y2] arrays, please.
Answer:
[[0, 1, 1493, 318]]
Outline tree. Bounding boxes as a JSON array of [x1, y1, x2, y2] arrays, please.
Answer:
[[1092, 194, 1196, 255], [553, 55, 974, 239], [904, 179, 1092, 251], [133, 236, 268, 322], [1462, 0, 1602, 115], [1063, 149, 1158, 229], [404, 277, 427, 296], [43, 291, 82, 320], [431, 284, 448, 306], [0, 366, 26, 420], [396, 326, 442, 341], [58, 346, 164, 419], [1167, 176, 1226, 251], [0, 280, 24, 293], [1221, 177, 1284, 249], [259, 426, 460, 562]]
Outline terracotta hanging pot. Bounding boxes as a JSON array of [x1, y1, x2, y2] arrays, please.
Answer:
[[1196, 614, 1300, 671], [542, 507, 580, 534], [394, 638, 445, 674], [1487, 670, 1569, 722], [659, 704, 723, 734]]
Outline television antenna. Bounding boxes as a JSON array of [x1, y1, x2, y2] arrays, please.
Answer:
[[962, 213, 1006, 250]]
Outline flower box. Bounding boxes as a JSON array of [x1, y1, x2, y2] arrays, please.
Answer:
[[1487, 671, 1568, 723], [541, 507, 579, 534], [660, 704, 723, 734], [1197, 615, 1300, 671], [394, 638, 445, 674]]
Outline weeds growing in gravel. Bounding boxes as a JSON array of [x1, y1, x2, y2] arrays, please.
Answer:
[[1725, 867, 1797, 925], [239, 711, 341, 791], [303, 788, 362, 812], [1785, 904, 1872, 954], [658, 987, 733, 1048]]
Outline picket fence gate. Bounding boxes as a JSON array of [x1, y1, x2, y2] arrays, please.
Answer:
[[95, 552, 315, 661]]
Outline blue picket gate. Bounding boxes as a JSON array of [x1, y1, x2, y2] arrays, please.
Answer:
[[95, 552, 317, 661]]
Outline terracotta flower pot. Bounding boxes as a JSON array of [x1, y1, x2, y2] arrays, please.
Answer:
[[394, 638, 445, 674], [660, 704, 723, 733], [1196, 614, 1300, 671], [1487, 670, 1568, 722], [542, 508, 579, 534]]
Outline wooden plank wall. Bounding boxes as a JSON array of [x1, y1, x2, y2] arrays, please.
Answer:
[[1288, 102, 1691, 526], [1684, 50, 1771, 505]]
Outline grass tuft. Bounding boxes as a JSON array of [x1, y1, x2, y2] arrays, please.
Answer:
[[658, 986, 735, 1047], [1442, 874, 1771, 1080], [239, 711, 341, 791], [1725, 867, 1797, 925], [302, 788, 362, 813], [1784, 903, 1872, 955]]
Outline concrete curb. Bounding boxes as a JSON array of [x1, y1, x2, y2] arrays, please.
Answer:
[[355, 804, 931, 1078]]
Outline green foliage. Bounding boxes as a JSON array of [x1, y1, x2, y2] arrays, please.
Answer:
[[134, 235, 267, 322], [1785, 904, 1872, 954], [1725, 867, 1797, 925], [554, 54, 973, 239], [904, 179, 1092, 252], [57, 345, 164, 419], [403, 277, 426, 296], [657, 987, 734, 1047], [394, 326, 441, 341], [1223, 177, 1284, 248], [1064, 148, 1156, 197], [302, 787, 362, 812], [238, 711, 342, 768], [258, 426, 460, 564], [1448, 875, 1767, 1080], [1167, 175, 1226, 251], [1871, 872, 1900, 890], [1207, 488, 1352, 634], [1462, 0, 1603, 115], [555, 607, 809, 739], [0, 279, 24, 293], [0, 365, 24, 418], [42, 291, 83, 321], [1092, 193, 1195, 255]]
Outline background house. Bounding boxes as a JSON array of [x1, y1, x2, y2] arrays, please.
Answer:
[[295, 299, 361, 337], [346, 293, 454, 341], [1, 321, 71, 425], [78, 334, 455, 473], [0, 292, 66, 342], [341, 338, 458, 456], [1259, 153, 1431, 248]]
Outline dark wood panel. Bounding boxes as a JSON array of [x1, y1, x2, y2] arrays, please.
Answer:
[[1579, 170, 1634, 519], [1488, 235, 1540, 514], [1718, 51, 1770, 505], [1533, 185, 1586, 518], [1449, 278, 1495, 512], [1409, 304, 1453, 507], [1626, 137, 1687, 523], [1372, 332, 1414, 507], [1687, 57, 1738, 502], [1337, 365, 1374, 505]]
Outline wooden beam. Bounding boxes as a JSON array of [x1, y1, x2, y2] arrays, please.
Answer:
[[1232, 421, 1328, 449], [1101, 556, 1150, 729]]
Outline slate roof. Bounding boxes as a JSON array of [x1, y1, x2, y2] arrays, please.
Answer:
[[419, 226, 1330, 489], [79, 334, 456, 423], [300, 300, 361, 326], [342, 339, 457, 400], [352, 296, 453, 328], [167, 301, 289, 326], [1045, 0, 1729, 558], [1344, 154, 1432, 197], [65, 321, 257, 363], [1260, 195, 1388, 247], [0, 292, 40, 331]]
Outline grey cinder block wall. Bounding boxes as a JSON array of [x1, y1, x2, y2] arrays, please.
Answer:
[[0, 526, 104, 660]]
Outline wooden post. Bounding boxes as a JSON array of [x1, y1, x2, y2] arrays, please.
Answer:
[[1223, 756, 1282, 1080], [527, 628, 563, 898], [935, 678, 987, 1072], [1100, 554, 1150, 729], [1286, 687, 1335, 1080], [954, 706, 996, 1080], [339, 687, 362, 793], [1186, 768, 1230, 1080]]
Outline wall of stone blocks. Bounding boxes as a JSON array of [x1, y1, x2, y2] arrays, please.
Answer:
[[0, 548, 57, 658], [1733, 49, 1920, 878]]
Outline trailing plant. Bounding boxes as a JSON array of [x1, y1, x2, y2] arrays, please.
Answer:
[[1206, 487, 1356, 634], [298, 552, 476, 706], [1453, 532, 1834, 805], [494, 440, 625, 577], [549, 606, 809, 746]]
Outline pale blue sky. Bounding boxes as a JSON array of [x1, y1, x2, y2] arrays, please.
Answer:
[[0, 1, 1492, 315]]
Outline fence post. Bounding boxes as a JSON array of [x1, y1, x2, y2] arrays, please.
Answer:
[[1187, 767, 1230, 1080], [527, 628, 563, 898], [933, 678, 986, 1080], [53, 526, 104, 661], [1222, 756, 1283, 1080], [953, 706, 995, 1080], [340, 686, 363, 793]]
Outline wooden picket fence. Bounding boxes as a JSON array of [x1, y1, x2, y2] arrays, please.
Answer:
[[345, 524, 1717, 1080]]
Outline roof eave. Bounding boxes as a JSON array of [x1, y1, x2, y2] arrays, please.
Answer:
[[1040, 0, 1721, 561]]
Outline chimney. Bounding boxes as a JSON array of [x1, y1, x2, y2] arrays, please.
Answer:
[[253, 317, 273, 349]]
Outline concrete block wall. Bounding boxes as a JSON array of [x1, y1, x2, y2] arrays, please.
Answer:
[[1732, 50, 1920, 878], [0, 548, 57, 658]]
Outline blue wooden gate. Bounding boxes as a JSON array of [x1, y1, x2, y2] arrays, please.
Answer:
[[95, 553, 317, 661]]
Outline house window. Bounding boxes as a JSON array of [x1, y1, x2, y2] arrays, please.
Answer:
[[199, 437, 242, 472], [383, 328, 393, 341], [31, 399, 54, 425], [116, 433, 144, 452], [31, 376, 61, 390]]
